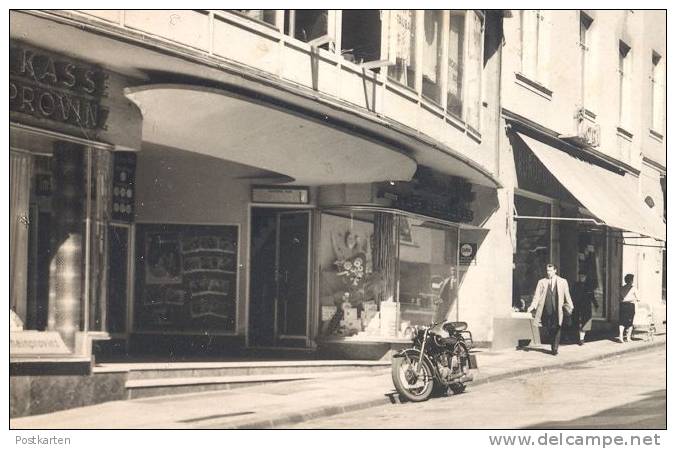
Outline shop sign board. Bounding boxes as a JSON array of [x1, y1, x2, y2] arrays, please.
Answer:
[[459, 242, 477, 265], [377, 171, 475, 223], [252, 186, 309, 204], [9, 41, 109, 132]]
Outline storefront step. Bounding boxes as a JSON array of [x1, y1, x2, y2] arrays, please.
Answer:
[[96, 360, 391, 380], [124, 369, 389, 399]]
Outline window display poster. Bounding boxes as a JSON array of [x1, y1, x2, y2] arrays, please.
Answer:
[[135, 224, 238, 333]]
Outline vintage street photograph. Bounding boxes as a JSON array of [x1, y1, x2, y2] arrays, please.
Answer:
[[8, 6, 667, 439]]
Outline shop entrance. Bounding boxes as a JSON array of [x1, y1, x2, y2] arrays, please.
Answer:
[[249, 208, 311, 348]]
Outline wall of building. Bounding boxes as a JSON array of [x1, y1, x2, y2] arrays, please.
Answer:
[[458, 187, 513, 343], [502, 10, 665, 171], [75, 9, 500, 180], [134, 143, 252, 335]]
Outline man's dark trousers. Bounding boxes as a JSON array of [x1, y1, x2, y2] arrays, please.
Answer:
[[543, 282, 560, 354]]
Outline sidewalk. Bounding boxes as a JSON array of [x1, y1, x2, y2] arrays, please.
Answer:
[[10, 335, 665, 429]]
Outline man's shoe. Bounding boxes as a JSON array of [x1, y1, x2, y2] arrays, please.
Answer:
[[578, 341, 584, 346], [551, 349, 558, 356]]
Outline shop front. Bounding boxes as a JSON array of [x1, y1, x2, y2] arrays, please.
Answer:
[[9, 40, 143, 363], [313, 169, 493, 358], [508, 128, 665, 338]]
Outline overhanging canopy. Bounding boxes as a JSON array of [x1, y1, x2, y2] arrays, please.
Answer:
[[517, 133, 666, 241], [126, 84, 417, 186]]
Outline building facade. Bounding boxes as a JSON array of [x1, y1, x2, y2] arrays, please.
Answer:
[[9, 9, 667, 362], [10, 10, 512, 367], [499, 10, 666, 340], [9, 9, 666, 417]]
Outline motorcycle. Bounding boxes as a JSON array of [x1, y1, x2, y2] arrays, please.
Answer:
[[391, 320, 478, 402]]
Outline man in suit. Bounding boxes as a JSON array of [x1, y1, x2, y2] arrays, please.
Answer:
[[527, 264, 574, 356]]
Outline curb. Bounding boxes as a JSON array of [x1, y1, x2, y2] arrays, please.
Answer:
[[471, 339, 666, 387], [215, 339, 665, 429]]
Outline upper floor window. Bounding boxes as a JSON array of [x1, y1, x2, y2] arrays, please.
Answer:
[[447, 12, 465, 117], [651, 51, 664, 134], [447, 11, 483, 131], [520, 10, 550, 86], [618, 40, 632, 130], [387, 10, 417, 90], [422, 11, 444, 103], [291, 10, 330, 44], [465, 11, 483, 131], [341, 10, 382, 64], [233, 10, 277, 27], [579, 12, 594, 111]]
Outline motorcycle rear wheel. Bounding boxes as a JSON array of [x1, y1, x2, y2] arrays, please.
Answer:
[[391, 353, 434, 402]]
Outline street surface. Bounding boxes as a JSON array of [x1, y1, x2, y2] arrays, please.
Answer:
[[290, 347, 666, 429]]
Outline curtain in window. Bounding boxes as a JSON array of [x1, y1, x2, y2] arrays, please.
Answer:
[[10, 151, 33, 322], [447, 12, 465, 117], [388, 10, 416, 89], [373, 213, 397, 304], [422, 11, 443, 101], [466, 12, 483, 130]]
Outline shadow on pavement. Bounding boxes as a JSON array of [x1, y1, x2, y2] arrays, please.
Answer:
[[525, 389, 666, 430]]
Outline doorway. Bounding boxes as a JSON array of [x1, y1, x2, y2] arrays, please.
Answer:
[[249, 208, 311, 347]]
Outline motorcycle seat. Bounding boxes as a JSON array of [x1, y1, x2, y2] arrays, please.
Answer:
[[444, 321, 468, 332]]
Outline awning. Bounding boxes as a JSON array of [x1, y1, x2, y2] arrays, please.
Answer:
[[517, 133, 666, 241]]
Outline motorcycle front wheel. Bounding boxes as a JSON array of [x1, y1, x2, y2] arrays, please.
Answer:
[[391, 352, 435, 402]]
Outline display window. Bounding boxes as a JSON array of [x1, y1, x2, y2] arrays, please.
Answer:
[[318, 208, 459, 340], [512, 195, 551, 311], [577, 230, 607, 318], [10, 140, 112, 348], [134, 223, 239, 334]]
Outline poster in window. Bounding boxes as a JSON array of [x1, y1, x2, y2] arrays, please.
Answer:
[[135, 224, 238, 332]]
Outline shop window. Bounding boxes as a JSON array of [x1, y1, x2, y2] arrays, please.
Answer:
[[134, 224, 239, 334], [422, 10, 443, 103], [231, 10, 277, 27], [10, 142, 107, 350], [387, 10, 416, 90], [512, 196, 551, 311], [398, 219, 459, 328], [318, 209, 459, 339], [577, 231, 606, 318]]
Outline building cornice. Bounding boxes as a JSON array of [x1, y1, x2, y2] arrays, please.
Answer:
[[642, 156, 666, 175]]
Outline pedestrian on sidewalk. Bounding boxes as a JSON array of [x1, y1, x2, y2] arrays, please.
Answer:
[[571, 271, 598, 345], [527, 264, 574, 356], [618, 274, 640, 343]]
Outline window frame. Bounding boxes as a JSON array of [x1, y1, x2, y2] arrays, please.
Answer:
[[618, 40, 632, 131], [650, 51, 664, 135], [579, 12, 594, 113], [519, 10, 550, 90]]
